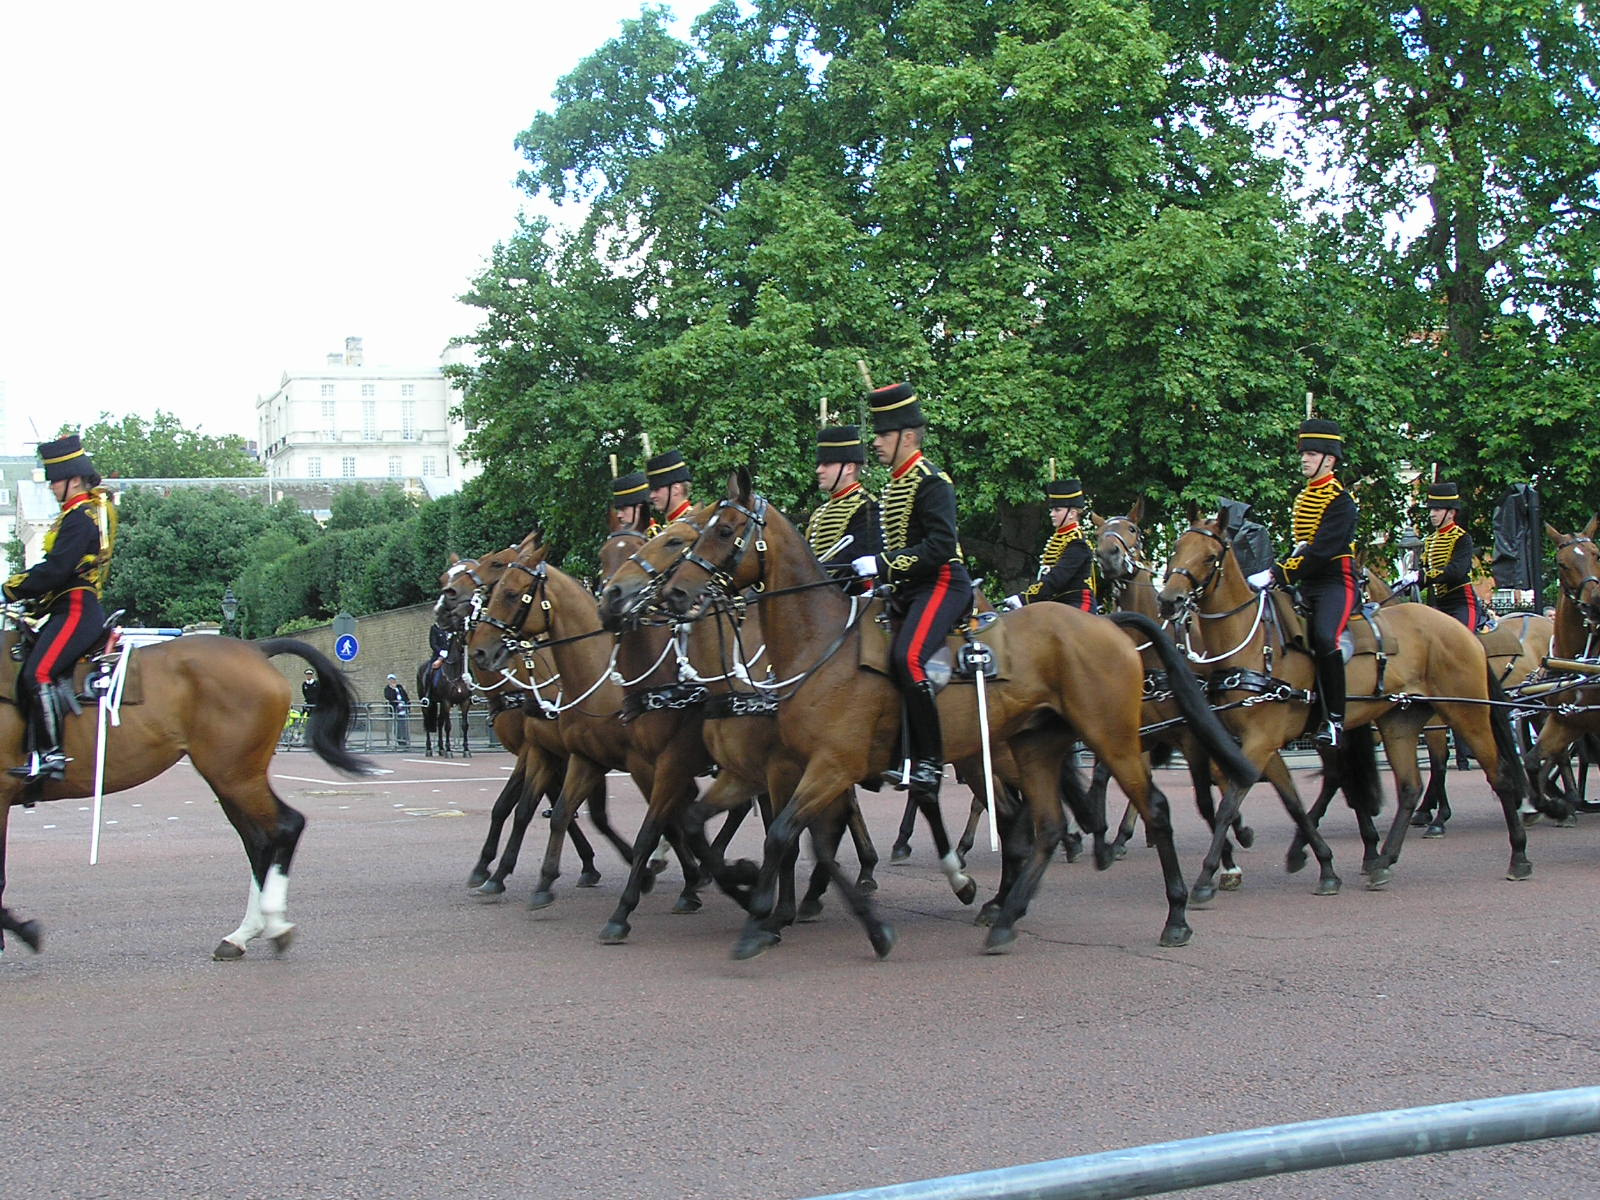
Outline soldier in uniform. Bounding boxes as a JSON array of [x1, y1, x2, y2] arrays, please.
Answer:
[[806, 425, 880, 578], [612, 469, 657, 535], [646, 449, 694, 525], [849, 382, 972, 795], [1002, 477, 1095, 612], [3, 434, 117, 780], [1397, 480, 1480, 629], [1260, 418, 1359, 748]]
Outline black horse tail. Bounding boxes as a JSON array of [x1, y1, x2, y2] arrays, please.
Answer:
[[1107, 612, 1258, 789], [1334, 724, 1383, 818], [260, 639, 378, 776], [1485, 672, 1532, 810]]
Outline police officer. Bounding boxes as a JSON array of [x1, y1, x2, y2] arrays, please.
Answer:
[[646, 449, 694, 525], [849, 383, 972, 795], [1398, 480, 1480, 629], [1002, 477, 1095, 612], [3, 434, 116, 780], [807, 425, 880, 576], [612, 469, 657, 535], [1260, 418, 1359, 748]]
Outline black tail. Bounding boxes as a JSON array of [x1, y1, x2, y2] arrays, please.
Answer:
[[1334, 723, 1383, 818], [1107, 611, 1258, 789], [1485, 673, 1530, 808], [260, 639, 378, 776]]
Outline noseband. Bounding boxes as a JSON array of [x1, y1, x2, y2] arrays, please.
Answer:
[[478, 560, 554, 653], [1165, 526, 1228, 609], [678, 495, 770, 596]]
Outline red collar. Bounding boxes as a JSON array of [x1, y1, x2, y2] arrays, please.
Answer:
[[1054, 519, 1079, 535], [830, 481, 862, 501], [1437, 521, 1459, 534], [665, 499, 692, 523], [1308, 473, 1337, 488], [890, 451, 924, 481], [61, 491, 94, 514]]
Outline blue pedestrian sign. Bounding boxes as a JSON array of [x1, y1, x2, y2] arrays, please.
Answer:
[[335, 634, 360, 662]]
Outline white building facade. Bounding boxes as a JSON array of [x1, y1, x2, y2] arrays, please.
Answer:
[[255, 337, 480, 496]]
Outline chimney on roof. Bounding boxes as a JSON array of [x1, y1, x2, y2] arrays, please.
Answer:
[[345, 336, 364, 367], [326, 353, 343, 366]]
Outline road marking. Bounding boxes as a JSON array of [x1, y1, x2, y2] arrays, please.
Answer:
[[272, 774, 510, 786], [400, 758, 483, 768]]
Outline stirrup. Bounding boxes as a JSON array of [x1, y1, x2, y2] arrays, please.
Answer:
[[1314, 720, 1343, 749], [8, 751, 69, 781], [882, 760, 911, 790]]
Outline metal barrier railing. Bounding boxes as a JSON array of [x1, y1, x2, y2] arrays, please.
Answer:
[[280, 702, 505, 753], [799, 1086, 1600, 1200]]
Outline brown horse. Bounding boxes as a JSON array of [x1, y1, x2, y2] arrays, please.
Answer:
[[1157, 513, 1533, 899], [603, 470, 1258, 957], [1525, 518, 1600, 818], [0, 631, 372, 960]]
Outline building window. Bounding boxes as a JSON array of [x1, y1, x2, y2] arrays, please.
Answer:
[[360, 383, 375, 398], [321, 397, 336, 437], [341, 456, 357, 478], [307, 458, 322, 479], [400, 383, 415, 397], [387, 456, 401, 477], [0, 487, 10, 505], [320, 383, 334, 398], [402, 399, 416, 441], [422, 457, 438, 477], [362, 399, 377, 441]]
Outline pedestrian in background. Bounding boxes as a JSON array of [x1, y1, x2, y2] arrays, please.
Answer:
[[384, 673, 412, 748]]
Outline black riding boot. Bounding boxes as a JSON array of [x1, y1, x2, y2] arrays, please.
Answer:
[[1314, 649, 1346, 749], [8, 682, 70, 780], [903, 680, 945, 796]]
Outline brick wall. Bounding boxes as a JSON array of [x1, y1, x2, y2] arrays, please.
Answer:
[[264, 602, 439, 703]]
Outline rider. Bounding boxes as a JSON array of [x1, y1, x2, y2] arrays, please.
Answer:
[[426, 621, 452, 692], [1265, 418, 1359, 749], [850, 382, 973, 795], [807, 425, 880, 581], [1401, 480, 1480, 629], [3, 434, 117, 781], [1002, 477, 1095, 612], [646, 449, 694, 525], [612, 469, 657, 535]]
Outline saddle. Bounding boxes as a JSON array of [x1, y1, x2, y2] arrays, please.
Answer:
[[1268, 587, 1400, 695], [859, 599, 1007, 692], [0, 622, 143, 709]]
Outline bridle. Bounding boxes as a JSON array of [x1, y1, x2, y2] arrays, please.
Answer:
[[1096, 515, 1151, 605], [1554, 535, 1600, 629], [675, 494, 770, 596], [1163, 525, 1230, 618]]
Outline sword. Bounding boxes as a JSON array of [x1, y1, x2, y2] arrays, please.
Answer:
[[90, 686, 109, 865], [968, 645, 1000, 852]]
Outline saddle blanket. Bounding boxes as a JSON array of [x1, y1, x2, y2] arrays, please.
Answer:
[[859, 598, 1008, 689], [0, 630, 143, 707]]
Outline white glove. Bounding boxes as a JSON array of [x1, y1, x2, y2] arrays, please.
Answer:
[[1246, 570, 1274, 591], [1394, 572, 1419, 589], [999, 595, 1022, 612], [851, 555, 879, 578]]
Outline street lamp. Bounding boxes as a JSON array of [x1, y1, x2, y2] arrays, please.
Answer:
[[221, 585, 239, 636]]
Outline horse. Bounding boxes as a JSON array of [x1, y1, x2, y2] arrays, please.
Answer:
[[1157, 511, 1534, 900], [0, 629, 373, 960], [417, 634, 473, 758], [603, 470, 1259, 958], [1524, 517, 1600, 819]]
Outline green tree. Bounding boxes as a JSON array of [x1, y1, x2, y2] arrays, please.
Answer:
[[76, 411, 262, 478]]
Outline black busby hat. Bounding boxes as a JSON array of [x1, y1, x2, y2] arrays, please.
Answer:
[[816, 425, 866, 465], [611, 470, 649, 509], [1426, 480, 1463, 510], [645, 449, 691, 488], [38, 434, 96, 482], [867, 382, 927, 434], [1045, 478, 1085, 506], [1297, 418, 1344, 459]]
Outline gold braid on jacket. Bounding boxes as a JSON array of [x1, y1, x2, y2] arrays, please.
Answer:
[[806, 488, 872, 558], [1422, 523, 1471, 596], [1282, 475, 1353, 575]]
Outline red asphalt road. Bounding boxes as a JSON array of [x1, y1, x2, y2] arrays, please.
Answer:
[[3, 748, 1598, 1200]]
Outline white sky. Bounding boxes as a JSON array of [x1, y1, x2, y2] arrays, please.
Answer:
[[0, 2, 693, 452]]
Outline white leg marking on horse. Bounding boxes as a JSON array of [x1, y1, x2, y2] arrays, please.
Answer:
[[221, 876, 266, 951], [647, 836, 669, 868], [940, 850, 973, 893], [260, 865, 293, 940]]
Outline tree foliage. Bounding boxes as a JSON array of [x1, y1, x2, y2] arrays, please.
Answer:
[[74, 411, 262, 478]]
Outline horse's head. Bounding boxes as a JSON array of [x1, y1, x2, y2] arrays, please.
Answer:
[[434, 532, 538, 629], [659, 468, 769, 618], [1157, 506, 1230, 622], [1547, 514, 1600, 625], [597, 501, 718, 630], [466, 540, 554, 675], [1094, 498, 1146, 588]]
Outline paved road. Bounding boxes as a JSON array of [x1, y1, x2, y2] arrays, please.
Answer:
[[4, 749, 1597, 1200]]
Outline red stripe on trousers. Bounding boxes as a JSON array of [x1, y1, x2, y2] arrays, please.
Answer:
[[1333, 559, 1357, 639], [35, 590, 85, 685], [904, 565, 954, 685]]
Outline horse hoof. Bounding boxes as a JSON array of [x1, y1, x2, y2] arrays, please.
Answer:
[[598, 920, 631, 944], [16, 920, 42, 953], [1556, 814, 1578, 829], [975, 901, 1001, 927], [1190, 883, 1216, 906], [1097, 844, 1118, 870], [1314, 876, 1342, 897], [890, 842, 911, 862], [466, 869, 490, 889], [1409, 811, 1433, 828], [1159, 923, 1193, 948], [1422, 823, 1446, 839], [1218, 869, 1242, 892], [1062, 833, 1083, 863], [1521, 809, 1542, 826], [1111, 843, 1128, 862], [672, 894, 703, 915], [869, 923, 897, 960], [476, 879, 506, 897], [725, 859, 759, 888], [271, 927, 295, 955], [1285, 848, 1308, 874], [212, 939, 245, 961], [732, 930, 780, 960], [1366, 866, 1392, 890], [528, 890, 556, 910], [983, 926, 1017, 955], [1234, 825, 1255, 849], [954, 876, 978, 906], [576, 870, 601, 888], [1507, 861, 1533, 881], [856, 874, 878, 894]]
